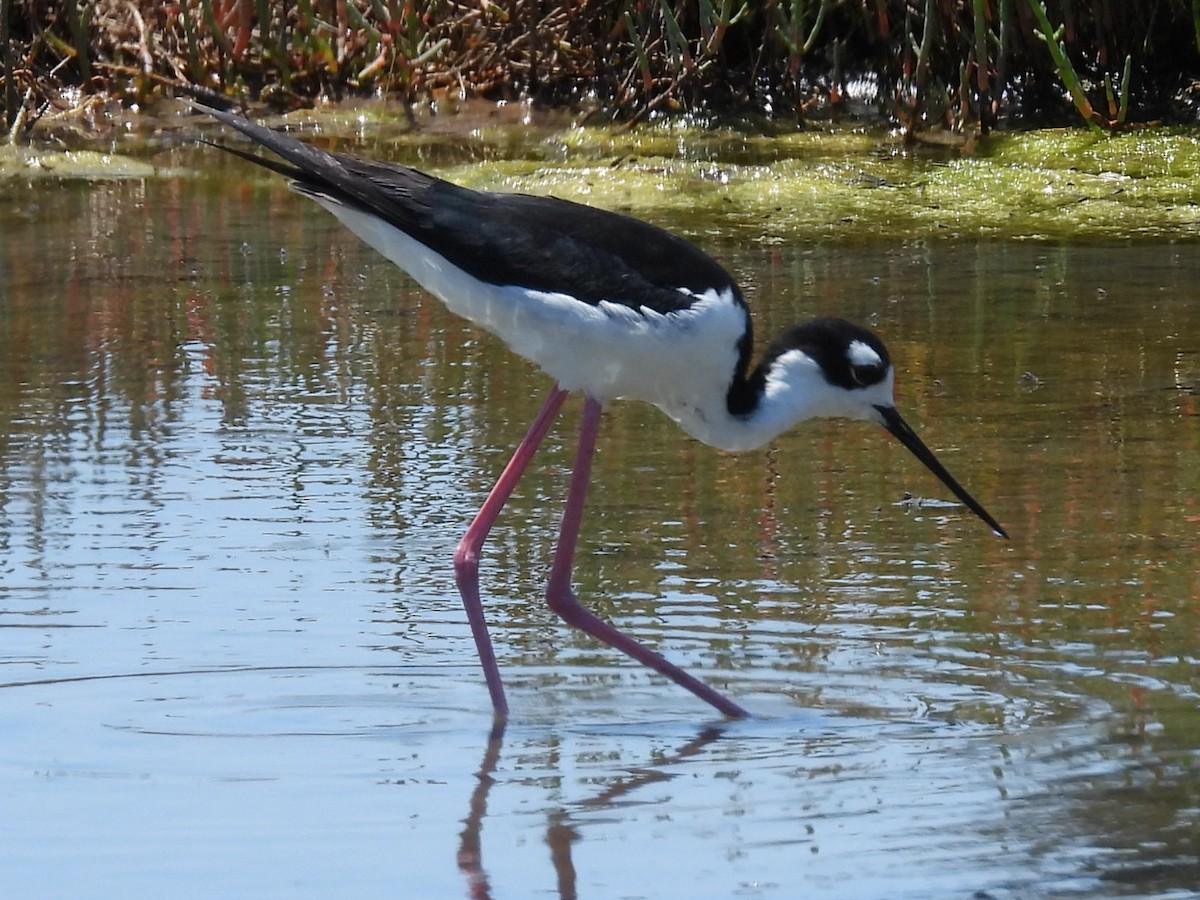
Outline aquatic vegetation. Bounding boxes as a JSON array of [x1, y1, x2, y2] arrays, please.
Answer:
[[2, 1, 1199, 141]]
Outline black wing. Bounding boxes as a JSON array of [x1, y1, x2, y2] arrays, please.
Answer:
[[196, 105, 744, 316]]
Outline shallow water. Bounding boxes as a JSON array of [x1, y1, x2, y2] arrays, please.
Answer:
[[2, 124, 1199, 898]]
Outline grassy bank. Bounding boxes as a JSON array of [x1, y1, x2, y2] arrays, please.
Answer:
[[3, 1, 1200, 139]]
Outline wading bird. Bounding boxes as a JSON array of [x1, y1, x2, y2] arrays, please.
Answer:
[[197, 104, 1007, 720]]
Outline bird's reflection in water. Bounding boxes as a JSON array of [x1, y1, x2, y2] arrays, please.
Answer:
[[456, 720, 506, 900], [456, 720, 729, 899]]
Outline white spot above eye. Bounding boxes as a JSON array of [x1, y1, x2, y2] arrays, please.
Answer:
[[847, 339, 882, 368]]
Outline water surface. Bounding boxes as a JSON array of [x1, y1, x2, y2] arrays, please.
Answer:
[[1, 123, 1198, 898]]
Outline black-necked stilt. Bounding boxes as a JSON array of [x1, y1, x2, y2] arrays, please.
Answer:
[[197, 104, 1007, 720]]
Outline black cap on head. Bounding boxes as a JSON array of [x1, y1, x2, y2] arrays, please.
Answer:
[[763, 317, 892, 391]]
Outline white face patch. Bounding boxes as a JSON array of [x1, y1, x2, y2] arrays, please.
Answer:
[[846, 339, 883, 368]]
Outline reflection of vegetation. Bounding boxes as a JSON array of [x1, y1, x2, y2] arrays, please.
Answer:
[[2, 123, 1198, 893], [3, 1, 1199, 138]]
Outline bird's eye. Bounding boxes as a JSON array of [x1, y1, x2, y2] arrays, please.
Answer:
[[850, 364, 882, 386]]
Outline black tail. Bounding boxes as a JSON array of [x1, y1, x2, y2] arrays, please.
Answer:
[[190, 101, 327, 184]]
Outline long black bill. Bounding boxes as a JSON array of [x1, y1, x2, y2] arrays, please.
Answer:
[[875, 405, 1009, 539]]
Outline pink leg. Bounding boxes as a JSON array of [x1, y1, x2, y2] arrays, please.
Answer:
[[455, 386, 569, 717], [546, 396, 750, 719]]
